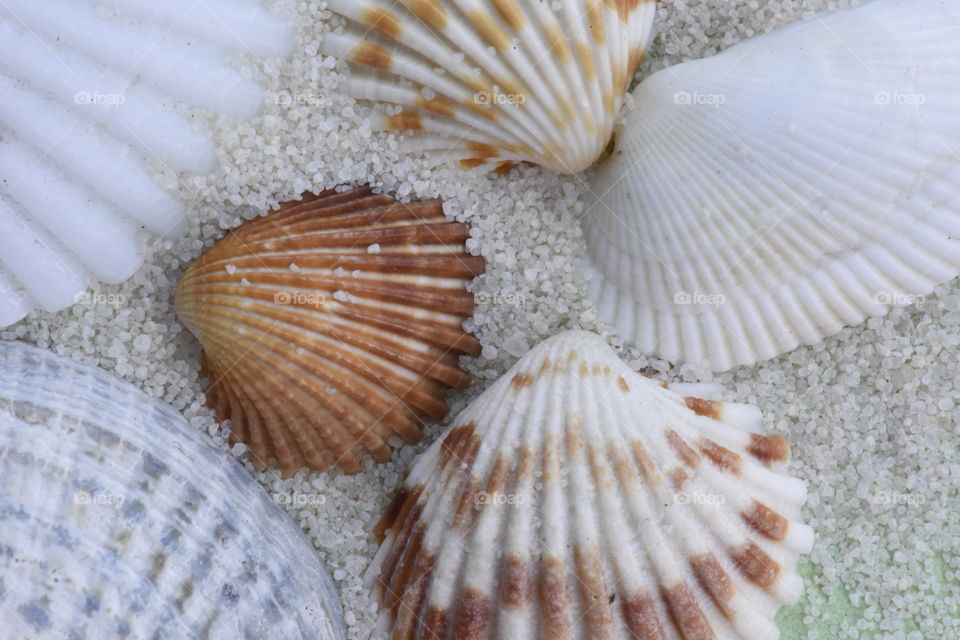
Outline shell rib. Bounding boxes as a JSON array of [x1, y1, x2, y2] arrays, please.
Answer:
[[583, 0, 960, 371], [0, 341, 345, 639], [321, 0, 657, 175], [175, 186, 486, 476], [0, 0, 293, 327], [369, 330, 813, 639]]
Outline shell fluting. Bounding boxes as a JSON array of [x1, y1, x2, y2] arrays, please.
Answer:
[[369, 330, 813, 639], [321, 0, 657, 175], [175, 187, 485, 476], [0, 0, 293, 327], [583, 0, 960, 371], [0, 341, 345, 639]]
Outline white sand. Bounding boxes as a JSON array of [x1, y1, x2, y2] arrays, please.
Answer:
[[5, 0, 958, 638]]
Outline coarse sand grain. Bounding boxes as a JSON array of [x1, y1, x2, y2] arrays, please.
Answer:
[[5, 1, 958, 638]]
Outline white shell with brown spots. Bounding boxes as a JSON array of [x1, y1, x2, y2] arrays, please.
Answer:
[[583, 0, 960, 371], [321, 0, 657, 175], [175, 187, 485, 477], [369, 330, 813, 639]]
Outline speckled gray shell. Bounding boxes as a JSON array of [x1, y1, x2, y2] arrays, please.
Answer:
[[0, 341, 345, 640]]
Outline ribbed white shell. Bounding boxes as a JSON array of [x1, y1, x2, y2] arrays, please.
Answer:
[[0, 341, 344, 639], [369, 330, 813, 640], [321, 0, 656, 174], [583, 0, 960, 371], [0, 0, 293, 327]]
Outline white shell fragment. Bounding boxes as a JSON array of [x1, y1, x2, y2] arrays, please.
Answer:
[[321, 0, 657, 174], [369, 330, 813, 639], [0, 341, 345, 640], [0, 0, 294, 327], [583, 0, 960, 371]]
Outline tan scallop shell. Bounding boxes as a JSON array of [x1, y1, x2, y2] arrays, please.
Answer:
[[175, 187, 485, 476], [321, 0, 657, 174], [369, 330, 813, 639]]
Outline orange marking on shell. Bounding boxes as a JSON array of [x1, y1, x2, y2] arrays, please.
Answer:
[[574, 545, 615, 637], [742, 500, 790, 541], [385, 111, 423, 131], [666, 430, 701, 468], [577, 41, 597, 80], [617, 376, 630, 392], [415, 95, 457, 119], [699, 438, 743, 474], [439, 422, 477, 471], [685, 396, 723, 419], [539, 556, 573, 636], [546, 21, 572, 62], [492, 0, 526, 30], [351, 42, 392, 71], [423, 604, 448, 637], [408, 0, 447, 30], [454, 586, 491, 639], [661, 582, 715, 640], [468, 9, 511, 51], [465, 141, 501, 159], [460, 158, 489, 170], [622, 590, 667, 639], [501, 553, 533, 607], [669, 467, 688, 490], [361, 7, 402, 38], [748, 433, 790, 465], [603, 0, 648, 22], [631, 440, 661, 485], [691, 553, 736, 618], [511, 373, 535, 389], [731, 542, 782, 592], [587, 1, 605, 45]]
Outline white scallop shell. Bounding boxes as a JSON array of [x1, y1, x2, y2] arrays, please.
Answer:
[[0, 341, 345, 639], [582, 0, 960, 371], [0, 0, 293, 327], [321, 0, 656, 174], [369, 330, 813, 639]]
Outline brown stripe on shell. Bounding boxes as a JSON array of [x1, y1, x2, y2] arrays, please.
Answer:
[[587, 1, 605, 44], [748, 433, 790, 465], [630, 440, 661, 486], [661, 582, 716, 640], [617, 376, 630, 392], [415, 95, 457, 119], [351, 41, 392, 71], [381, 517, 427, 616], [408, 0, 447, 31], [741, 500, 789, 541], [730, 542, 782, 591], [684, 397, 722, 419], [574, 545, 616, 638], [467, 9, 511, 51], [501, 553, 533, 608], [492, 0, 526, 30], [669, 467, 688, 490], [438, 422, 478, 471], [698, 439, 743, 475], [453, 586, 491, 639], [622, 590, 667, 639], [374, 484, 419, 543], [539, 555, 573, 637], [361, 7, 402, 38], [690, 553, 736, 618], [603, 0, 649, 23], [422, 604, 449, 638], [391, 548, 437, 638], [666, 430, 701, 468], [385, 111, 424, 131]]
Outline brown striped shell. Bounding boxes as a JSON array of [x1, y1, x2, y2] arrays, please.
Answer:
[[175, 187, 485, 476], [368, 330, 813, 639], [321, 0, 657, 174]]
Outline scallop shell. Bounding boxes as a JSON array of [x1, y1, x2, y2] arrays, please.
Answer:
[[0, 0, 293, 327], [582, 0, 960, 371], [175, 187, 485, 476], [369, 330, 813, 639], [0, 340, 345, 639], [321, 0, 657, 174]]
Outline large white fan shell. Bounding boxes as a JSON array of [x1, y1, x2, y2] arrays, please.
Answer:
[[0, 0, 293, 327], [583, 0, 960, 371]]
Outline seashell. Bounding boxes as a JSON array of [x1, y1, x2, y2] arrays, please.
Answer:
[[0, 340, 345, 639], [582, 0, 960, 371], [369, 330, 813, 639], [175, 186, 485, 476], [0, 0, 293, 327], [320, 0, 657, 175]]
